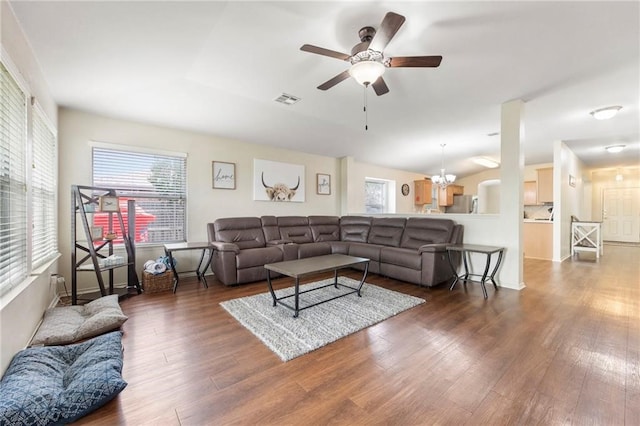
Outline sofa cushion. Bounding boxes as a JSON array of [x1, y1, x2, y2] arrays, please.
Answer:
[[236, 246, 283, 269], [260, 216, 280, 242], [31, 295, 127, 346], [367, 217, 406, 247], [277, 216, 313, 244], [348, 242, 382, 261], [0, 331, 126, 425], [400, 217, 455, 249], [298, 242, 332, 259], [340, 216, 372, 243], [380, 247, 422, 270], [309, 216, 340, 242], [214, 217, 266, 249]]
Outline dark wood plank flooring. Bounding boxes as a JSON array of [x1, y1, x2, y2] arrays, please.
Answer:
[[76, 244, 639, 425]]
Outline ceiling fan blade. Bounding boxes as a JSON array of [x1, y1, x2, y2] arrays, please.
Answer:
[[317, 70, 351, 90], [388, 56, 443, 68], [369, 12, 406, 52], [300, 44, 350, 61], [372, 77, 389, 96]]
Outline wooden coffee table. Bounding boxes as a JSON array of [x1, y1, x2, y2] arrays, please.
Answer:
[[264, 254, 370, 318]]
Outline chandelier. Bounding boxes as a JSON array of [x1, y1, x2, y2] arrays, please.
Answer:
[[431, 144, 456, 188]]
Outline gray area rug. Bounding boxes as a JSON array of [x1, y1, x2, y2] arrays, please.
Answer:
[[220, 277, 425, 361]]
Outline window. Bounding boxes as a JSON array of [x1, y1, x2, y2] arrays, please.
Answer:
[[365, 178, 396, 214], [31, 106, 58, 269], [92, 145, 187, 244], [0, 62, 28, 294]]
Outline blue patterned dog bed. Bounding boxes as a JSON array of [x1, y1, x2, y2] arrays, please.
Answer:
[[0, 331, 126, 425]]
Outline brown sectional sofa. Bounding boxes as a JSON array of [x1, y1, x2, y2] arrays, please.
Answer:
[[207, 215, 463, 287]]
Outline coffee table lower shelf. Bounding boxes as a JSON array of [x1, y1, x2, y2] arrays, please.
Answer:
[[264, 254, 370, 318]]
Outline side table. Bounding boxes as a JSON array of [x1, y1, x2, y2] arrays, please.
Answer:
[[571, 221, 603, 258], [446, 244, 505, 299], [163, 242, 213, 293]]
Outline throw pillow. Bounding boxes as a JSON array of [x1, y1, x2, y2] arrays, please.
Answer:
[[31, 295, 127, 346], [0, 331, 127, 425]]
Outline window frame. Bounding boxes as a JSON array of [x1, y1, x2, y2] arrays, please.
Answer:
[[31, 102, 58, 270], [364, 177, 397, 214], [1, 55, 59, 298], [90, 142, 188, 246]]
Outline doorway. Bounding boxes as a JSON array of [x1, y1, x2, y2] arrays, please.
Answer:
[[602, 187, 640, 243]]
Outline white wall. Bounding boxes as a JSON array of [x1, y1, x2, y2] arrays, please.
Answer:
[[1, 2, 59, 374], [553, 141, 588, 261]]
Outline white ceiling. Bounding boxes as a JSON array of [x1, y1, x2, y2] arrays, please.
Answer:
[[9, 1, 640, 177]]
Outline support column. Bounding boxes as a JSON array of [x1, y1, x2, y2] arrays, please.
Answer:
[[339, 156, 355, 216], [500, 100, 526, 289]]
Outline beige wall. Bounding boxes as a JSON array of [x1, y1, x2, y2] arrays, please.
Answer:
[[57, 108, 429, 294], [554, 141, 589, 260], [341, 157, 430, 215], [456, 162, 554, 196]]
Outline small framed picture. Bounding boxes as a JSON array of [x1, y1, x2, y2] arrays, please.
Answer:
[[316, 173, 331, 195], [99, 195, 119, 212], [212, 161, 236, 189], [90, 226, 103, 241]]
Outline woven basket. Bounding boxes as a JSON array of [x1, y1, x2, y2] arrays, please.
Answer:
[[142, 271, 174, 293]]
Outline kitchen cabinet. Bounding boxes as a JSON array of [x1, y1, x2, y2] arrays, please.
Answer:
[[413, 179, 433, 204], [438, 184, 464, 207], [537, 168, 553, 203], [524, 181, 537, 205], [524, 221, 553, 260]]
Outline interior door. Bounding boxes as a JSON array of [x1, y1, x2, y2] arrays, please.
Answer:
[[602, 187, 640, 242]]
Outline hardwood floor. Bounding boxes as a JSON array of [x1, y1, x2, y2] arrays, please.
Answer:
[[77, 244, 639, 425]]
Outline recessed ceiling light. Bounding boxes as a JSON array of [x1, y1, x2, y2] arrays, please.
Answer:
[[605, 145, 625, 153], [590, 106, 622, 120], [472, 157, 500, 168]]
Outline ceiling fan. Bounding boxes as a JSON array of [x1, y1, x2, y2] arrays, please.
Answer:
[[300, 12, 442, 96]]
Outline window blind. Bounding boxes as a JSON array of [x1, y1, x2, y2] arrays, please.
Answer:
[[31, 106, 58, 269], [92, 147, 187, 244], [0, 62, 28, 294]]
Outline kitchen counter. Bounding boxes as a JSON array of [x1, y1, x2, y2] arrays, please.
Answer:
[[524, 221, 553, 259]]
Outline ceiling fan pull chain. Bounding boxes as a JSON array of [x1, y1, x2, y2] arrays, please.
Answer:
[[364, 85, 368, 131]]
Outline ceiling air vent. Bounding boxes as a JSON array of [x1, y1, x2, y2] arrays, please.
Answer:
[[274, 93, 301, 105]]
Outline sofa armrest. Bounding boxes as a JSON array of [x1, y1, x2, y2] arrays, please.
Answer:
[[210, 241, 240, 254], [267, 239, 293, 246], [418, 243, 449, 254]]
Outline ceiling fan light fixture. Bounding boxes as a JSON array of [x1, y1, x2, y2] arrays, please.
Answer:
[[605, 144, 625, 153], [590, 106, 622, 120], [472, 157, 500, 168], [349, 61, 385, 86]]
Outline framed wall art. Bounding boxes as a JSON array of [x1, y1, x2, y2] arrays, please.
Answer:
[[212, 161, 236, 189], [316, 173, 331, 195], [253, 159, 305, 202]]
